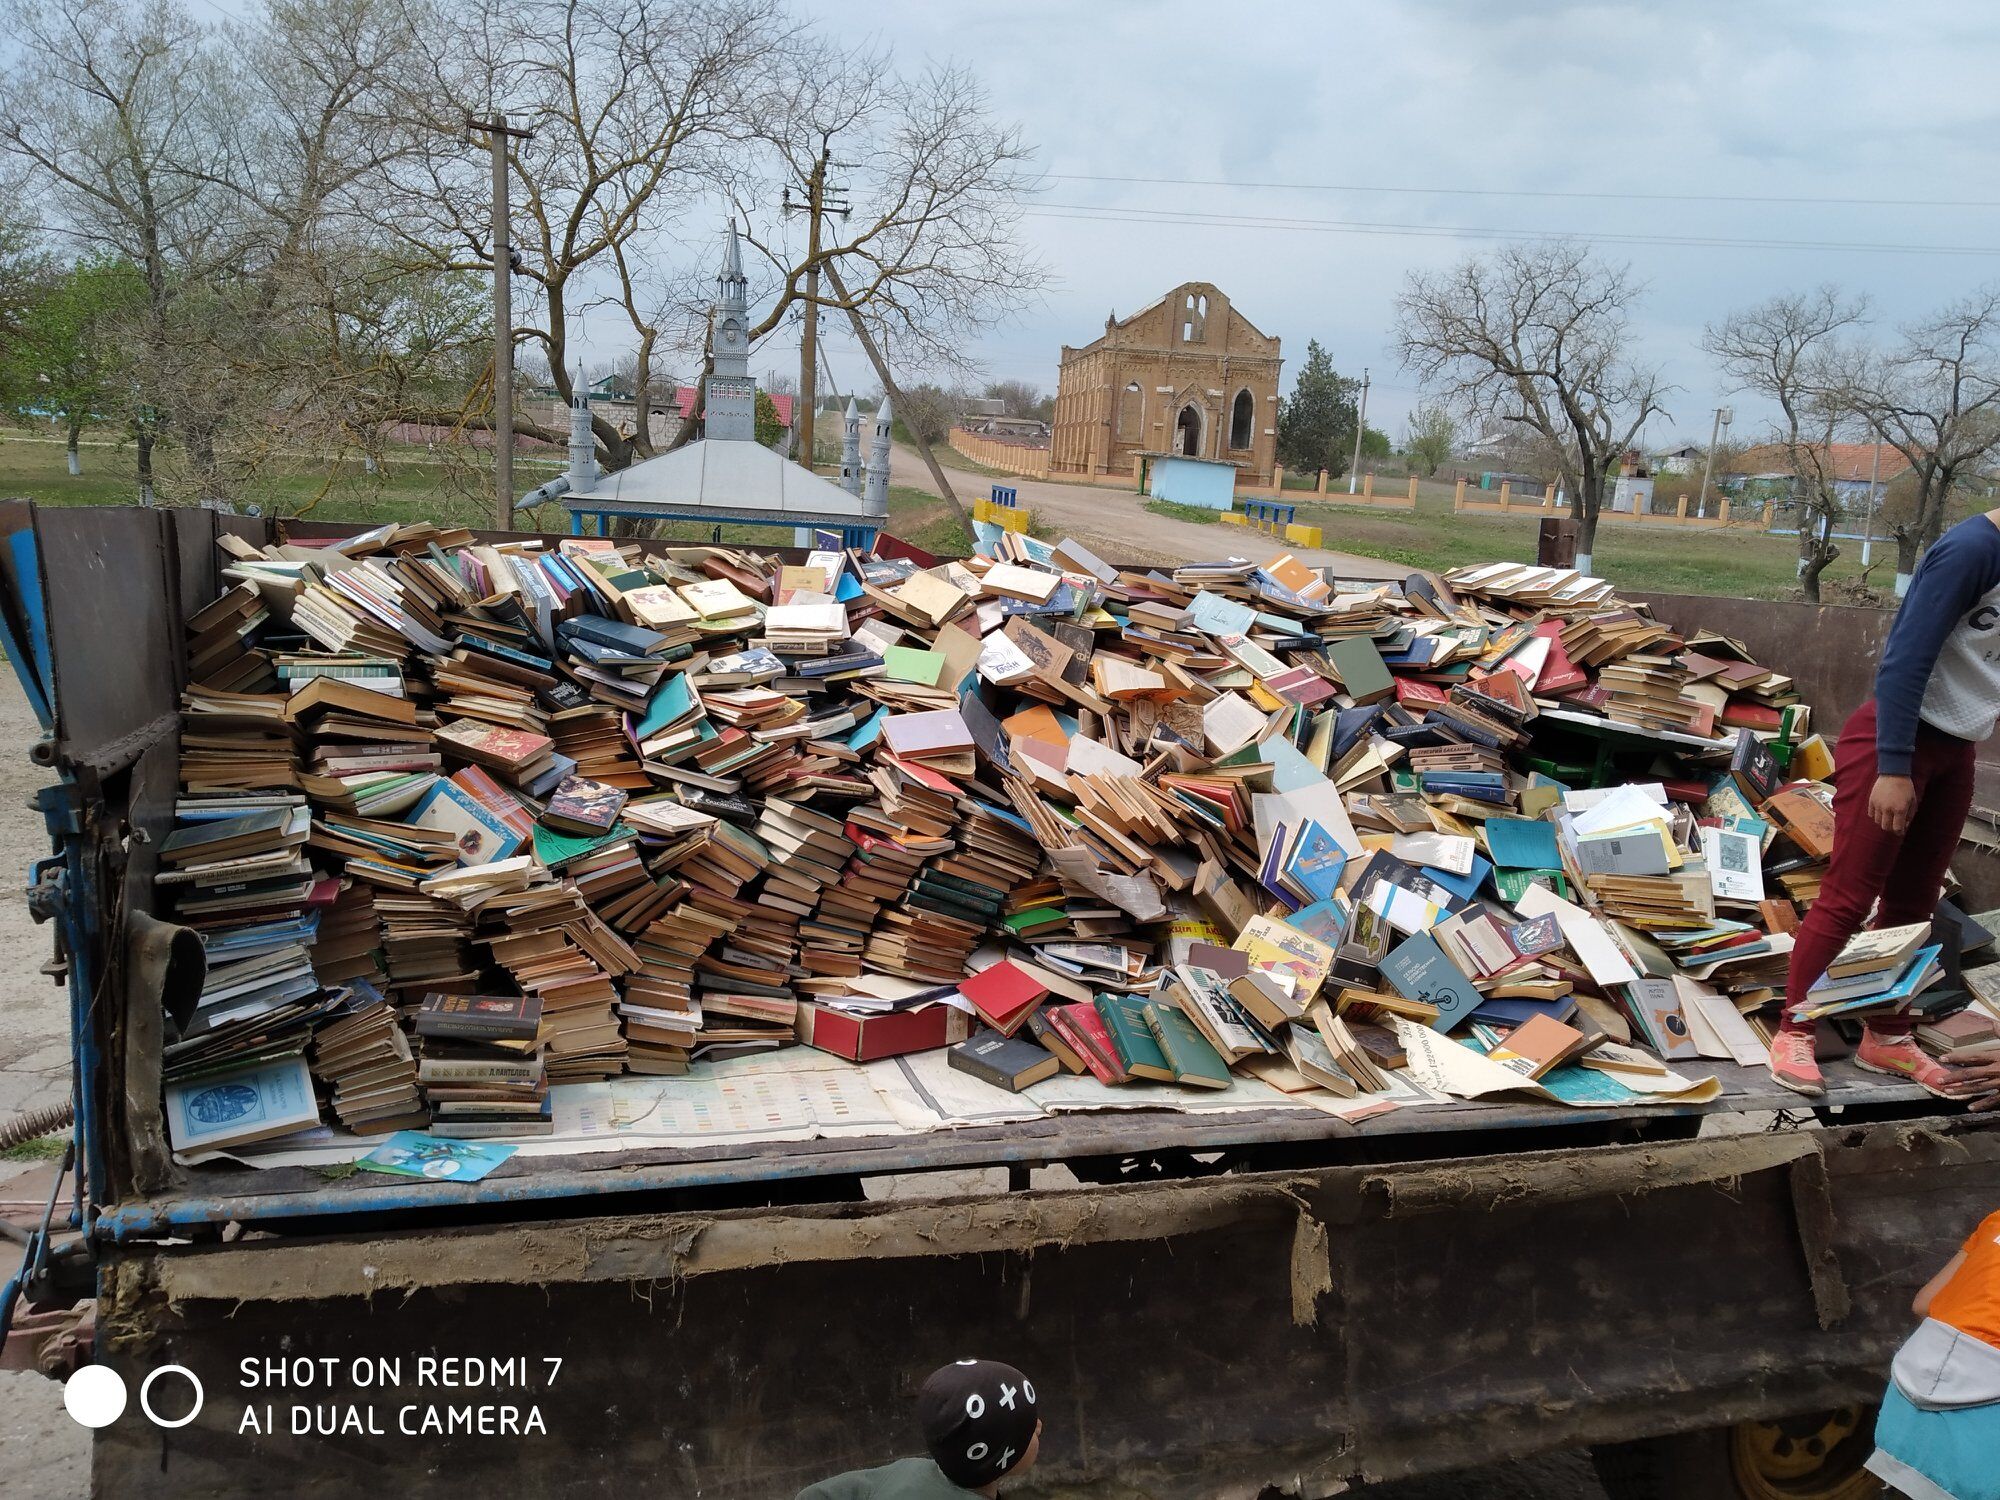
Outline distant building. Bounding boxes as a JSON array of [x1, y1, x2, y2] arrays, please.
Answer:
[[1049, 282, 1282, 487], [1721, 442, 1910, 506], [1650, 443, 1703, 475]]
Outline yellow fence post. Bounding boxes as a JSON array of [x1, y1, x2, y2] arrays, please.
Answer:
[[1362, 472, 1375, 501], [1407, 476, 1419, 504], [1718, 498, 1732, 525], [1454, 477, 1466, 511], [1676, 496, 1689, 521], [1499, 482, 1511, 511], [1272, 464, 1286, 493]]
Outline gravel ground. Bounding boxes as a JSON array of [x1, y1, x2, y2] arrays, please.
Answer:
[[0, 649, 1604, 1500]]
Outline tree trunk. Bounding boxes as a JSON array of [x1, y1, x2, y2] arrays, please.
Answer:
[[135, 427, 156, 507], [65, 416, 82, 478], [1572, 475, 1600, 574], [1894, 528, 1921, 597], [1798, 540, 1838, 602]]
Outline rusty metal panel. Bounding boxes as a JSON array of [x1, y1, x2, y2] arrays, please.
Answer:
[[87, 1121, 2000, 1498], [31, 506, 179, 778]]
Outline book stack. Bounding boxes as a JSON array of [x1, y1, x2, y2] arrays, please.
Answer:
[[178, 686, 297, 793], [411, 992, 550, 1137], [311, 991, 426, 1133], [1789, 923, 1942, 1023], [305, 877, 386, 988], [186, 582, 275, 693], [156, 517, 1887, 1153]]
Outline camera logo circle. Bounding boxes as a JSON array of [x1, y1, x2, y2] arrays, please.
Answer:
[[62, 1365, 126, 1428], [140, 1365, 204, 1428]]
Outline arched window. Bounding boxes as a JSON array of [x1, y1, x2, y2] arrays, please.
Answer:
[[1229, 389, 1254, 450], [1180, 292, 1207, 343], [1118, 381, 1142, 438]]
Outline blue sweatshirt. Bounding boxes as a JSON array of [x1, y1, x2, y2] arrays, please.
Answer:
[[1872, 513, 2000, 775]]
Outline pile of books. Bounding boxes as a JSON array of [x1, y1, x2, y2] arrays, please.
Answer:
[[152, 519, 1990, 1158]]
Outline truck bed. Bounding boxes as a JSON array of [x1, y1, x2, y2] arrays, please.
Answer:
[[97, 1056, 1932, 1239]]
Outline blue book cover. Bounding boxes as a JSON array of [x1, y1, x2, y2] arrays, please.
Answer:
[[1470, 995, 1580, 1028], [633, 672, 697, 741], [1380, 929, 1484, 1032], [359, 1132, 517, 1182], [1421, 855, 1492, 904], [1284, 821, 1348, 904], [164, 1054, 320, 1153], [1288, 897, 1349, 948], [1485, 818, 1561, 870], [848, 706, 889, 751]]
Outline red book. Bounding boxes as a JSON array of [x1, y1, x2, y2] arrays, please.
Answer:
[[957, 959, 1048, 1036], [1394, 678, 1449, 708], [1047, 1002, 1127, 1085], [1529, 620, 1589, 694]]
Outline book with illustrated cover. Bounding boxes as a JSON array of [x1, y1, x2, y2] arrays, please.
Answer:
[[542, 774, 630, 836]]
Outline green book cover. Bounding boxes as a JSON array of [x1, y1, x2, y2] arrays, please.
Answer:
[[1003, 907, 1065, 934], [1327, 637, 1393, 701], [1493, 867, 1569, 903], [1093, 992, 1172, 1081], [881, 645, 947, 687], [1142, 1002, 1231, 1089], [531, 822, 633, 867]]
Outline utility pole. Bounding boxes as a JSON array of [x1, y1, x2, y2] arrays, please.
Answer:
[[1695, 405, 1731, 519], [467, 113, 534, 531], [784, 142, 848, 469], [1347, 368, 1370, 494]]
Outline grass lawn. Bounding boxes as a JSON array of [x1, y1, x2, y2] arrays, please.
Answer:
[[1144, 498, 1219, 525], [1293, 490, 1888, 603], [0, 432, 974, 556]]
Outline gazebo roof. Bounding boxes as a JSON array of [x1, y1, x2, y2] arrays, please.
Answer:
[[565, 437, 885, 528]]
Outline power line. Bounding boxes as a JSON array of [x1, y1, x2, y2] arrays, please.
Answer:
[[1042, 172, 2000, 212], [1019, 204, 2000, 257]]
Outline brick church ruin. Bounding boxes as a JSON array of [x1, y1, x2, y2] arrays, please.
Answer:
[[1048, 282, 1283, 487]]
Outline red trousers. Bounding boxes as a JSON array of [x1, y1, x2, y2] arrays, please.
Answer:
[[1778, 699, 1975, 1036]]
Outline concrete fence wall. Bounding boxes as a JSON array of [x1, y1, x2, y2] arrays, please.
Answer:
[[1236, 468, 1418, 509], [1451, 478, 1773, 530], [948, 427, 1051, 480]]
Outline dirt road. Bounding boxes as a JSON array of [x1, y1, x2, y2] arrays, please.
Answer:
[[886, 443, 1410, 580]]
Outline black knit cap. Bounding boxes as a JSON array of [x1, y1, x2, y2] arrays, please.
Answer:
[[918, 1359, 1039, 1487]]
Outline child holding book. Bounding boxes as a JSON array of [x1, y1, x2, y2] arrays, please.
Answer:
[[797, 1359, 1042, 1499], [1769, 512, 2000, 1099], [1867, 1205, 2000, 1499]]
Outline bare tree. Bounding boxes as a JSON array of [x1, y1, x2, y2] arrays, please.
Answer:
[[724, 42, 1042, 434], [1394, 241, 1670, 569], [385, 0, 788, 473], [1704, 287, 1867, 601], [1844, 286, 2000, 590]]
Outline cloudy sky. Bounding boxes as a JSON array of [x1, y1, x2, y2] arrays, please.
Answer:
[[788, 0, 2000, 445]]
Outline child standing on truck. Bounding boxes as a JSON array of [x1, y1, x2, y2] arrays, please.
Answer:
[[1768, 510, 2000, 1101], [1867, 1206, 2000, 1499], [796, 1359, 1042, 1499]]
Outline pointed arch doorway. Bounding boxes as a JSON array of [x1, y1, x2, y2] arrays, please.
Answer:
[[1176, 404, 1203, 457]]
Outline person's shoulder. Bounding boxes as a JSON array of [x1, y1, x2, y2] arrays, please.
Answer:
[[796, 1456, 969, 1500], [1934, 514, 2000, 560]]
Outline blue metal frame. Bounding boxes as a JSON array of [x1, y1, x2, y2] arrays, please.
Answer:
[[567, 505, 877, 552]]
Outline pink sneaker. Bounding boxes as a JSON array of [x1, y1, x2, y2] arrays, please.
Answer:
[[1856, 1031, 1974, 1099], [1769, 1029, 1824, 1097]]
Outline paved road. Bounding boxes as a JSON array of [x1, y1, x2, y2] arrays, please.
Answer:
[[889, 443, 1410, 581]]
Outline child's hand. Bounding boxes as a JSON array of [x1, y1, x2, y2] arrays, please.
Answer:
[[1869, 774, 1917, 834]]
